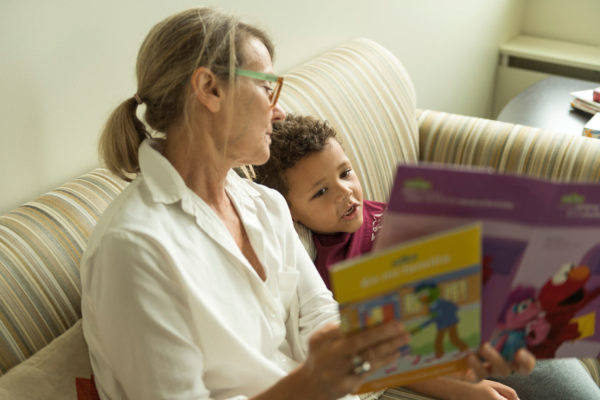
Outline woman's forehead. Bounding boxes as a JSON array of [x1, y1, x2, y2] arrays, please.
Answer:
[[240, 36, 272, 70]]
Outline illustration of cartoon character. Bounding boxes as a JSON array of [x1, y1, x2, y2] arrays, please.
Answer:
[[412, 282, 468, 359], [531, 263, 600, 358], [491, 286, 550, 361]]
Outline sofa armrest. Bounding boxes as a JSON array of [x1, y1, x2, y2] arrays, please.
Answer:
[[416, 109, 600, 181], [0, 168, 127, 375]]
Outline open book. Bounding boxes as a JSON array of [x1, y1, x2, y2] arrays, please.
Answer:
[[329, 163, 600, 392], [330, 223, 482, 393], [376, 163, 600, 361]]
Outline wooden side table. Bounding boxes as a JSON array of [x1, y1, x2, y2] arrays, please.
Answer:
[[496, 76, 599, 136]]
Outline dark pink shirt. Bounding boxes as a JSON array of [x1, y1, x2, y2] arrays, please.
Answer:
[[312, 200, 386, 288]]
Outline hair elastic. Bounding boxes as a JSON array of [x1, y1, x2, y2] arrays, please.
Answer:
[[133, 93, 143, 105]]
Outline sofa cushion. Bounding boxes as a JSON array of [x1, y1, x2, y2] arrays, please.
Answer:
[[0, 168, 127, 375], [0, 320, 91, 400]]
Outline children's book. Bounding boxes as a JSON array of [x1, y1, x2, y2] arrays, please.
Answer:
[[375, 163, 600, 363], [329, 223, 482, 393]]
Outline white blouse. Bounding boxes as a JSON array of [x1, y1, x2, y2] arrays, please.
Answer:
[[81, 140, 351, 400]]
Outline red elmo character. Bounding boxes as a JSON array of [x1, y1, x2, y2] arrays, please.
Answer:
[[531, 263, 600, 358]]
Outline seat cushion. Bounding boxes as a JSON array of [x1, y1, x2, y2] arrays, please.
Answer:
[[0, 320, 91, 400]]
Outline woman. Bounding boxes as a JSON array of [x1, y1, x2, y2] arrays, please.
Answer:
[[80, 8, 534, 400]]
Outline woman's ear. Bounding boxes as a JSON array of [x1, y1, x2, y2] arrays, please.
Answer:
[[190, 67, 223, 113]]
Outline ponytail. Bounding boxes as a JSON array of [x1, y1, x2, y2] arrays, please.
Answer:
[[98, 8, 275, 182], [98, 97, 148, 181]]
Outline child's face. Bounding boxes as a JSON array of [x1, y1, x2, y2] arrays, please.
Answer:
[[285, 138, 364, 234]]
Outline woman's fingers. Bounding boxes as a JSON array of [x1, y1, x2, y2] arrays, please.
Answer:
[[303, 321, 412, 397], [345, 321, 409, 378], [348, 321, 408, 353]]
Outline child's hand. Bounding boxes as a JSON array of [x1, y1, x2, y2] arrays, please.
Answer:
[[464, 343, 535, 381], [463, 380, 519, 400], [404, 376, 519, 400]]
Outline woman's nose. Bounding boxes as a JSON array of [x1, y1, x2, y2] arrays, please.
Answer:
[[272, 103, 286, 122]]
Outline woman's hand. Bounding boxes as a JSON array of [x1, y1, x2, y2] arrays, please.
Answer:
[[465, 343, 536, 381], [298, 321, 410, 400]]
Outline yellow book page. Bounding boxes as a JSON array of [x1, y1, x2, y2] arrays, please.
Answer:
[[331, 223, 481, 304]]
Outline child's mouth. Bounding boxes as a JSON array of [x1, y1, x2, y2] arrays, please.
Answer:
[[342, 203, 359, 219]]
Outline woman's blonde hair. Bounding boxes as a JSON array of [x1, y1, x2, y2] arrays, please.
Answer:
[[99, 8, 274, 180]]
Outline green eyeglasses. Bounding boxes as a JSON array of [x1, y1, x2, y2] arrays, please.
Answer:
[[235, 69, 284, 109]]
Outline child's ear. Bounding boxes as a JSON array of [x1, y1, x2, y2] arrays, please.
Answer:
[[190, 67, 223, 113]]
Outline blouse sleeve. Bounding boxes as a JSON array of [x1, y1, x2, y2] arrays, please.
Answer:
[[84, 231, 216, 400], [285, 217, 340, 357]]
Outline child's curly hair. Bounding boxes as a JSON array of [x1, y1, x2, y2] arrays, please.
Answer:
[[253, 114, 340, 198]]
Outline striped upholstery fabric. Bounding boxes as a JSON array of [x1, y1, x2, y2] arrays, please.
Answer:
[[417, 109, 600, 180], [0, 168, 127, 375]]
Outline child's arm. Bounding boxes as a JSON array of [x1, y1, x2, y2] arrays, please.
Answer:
[[405, 377, 518, 400]]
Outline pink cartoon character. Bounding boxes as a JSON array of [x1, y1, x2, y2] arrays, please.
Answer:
[[491, 286, 550, 361]]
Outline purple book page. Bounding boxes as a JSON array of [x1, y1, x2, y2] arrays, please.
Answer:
[[376, 163, 600, 358]]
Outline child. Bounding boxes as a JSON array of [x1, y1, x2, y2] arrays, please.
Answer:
[[253, 114, 519, 400]]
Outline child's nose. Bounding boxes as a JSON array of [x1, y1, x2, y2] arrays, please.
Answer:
[[336, 184, 353, 202]]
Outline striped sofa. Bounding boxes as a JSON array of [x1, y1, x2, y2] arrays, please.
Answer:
[[0, 38, 599, 399]]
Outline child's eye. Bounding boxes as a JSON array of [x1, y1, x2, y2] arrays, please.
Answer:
[[312, 187, 327, 199], [340, 168, 352, 179]]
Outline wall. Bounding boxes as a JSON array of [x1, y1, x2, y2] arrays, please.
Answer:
[[522, 0, 600, 46], [0, 0, 522, 213]]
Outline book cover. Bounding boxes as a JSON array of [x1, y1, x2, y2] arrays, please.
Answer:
[[330, 223, 482, 393], [583, 113, 600, 139], [376, 163, 600, 361]]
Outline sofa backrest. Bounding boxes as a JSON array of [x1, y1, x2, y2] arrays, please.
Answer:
[[0, 169, 127, 375], [417, 109, 600, 181]]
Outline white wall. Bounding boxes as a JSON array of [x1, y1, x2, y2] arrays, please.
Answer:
[[523, 0, 600, 46], [0, 0, 523, 213]]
